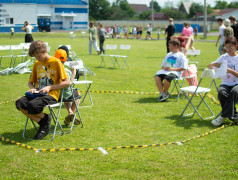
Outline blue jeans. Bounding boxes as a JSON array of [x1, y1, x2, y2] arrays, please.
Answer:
[[218, 44, 223, 55]]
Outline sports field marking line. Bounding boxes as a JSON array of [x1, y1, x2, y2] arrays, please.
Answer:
[[0, 123, 234, 153]]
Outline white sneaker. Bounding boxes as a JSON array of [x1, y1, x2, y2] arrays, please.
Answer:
[[211, 116, 225, 126], [158, 93, 164, 102], [160, 93, 169, 102]]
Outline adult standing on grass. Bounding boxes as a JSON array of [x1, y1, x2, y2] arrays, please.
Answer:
[[165, 18, 175, 53], [21, 21, 34, 43], [215, 18, 226, 55], [208, 36, 238, 126], [98, 23, 106, 54], [89, 21, 100, 55], [229, 16, 238, 44]]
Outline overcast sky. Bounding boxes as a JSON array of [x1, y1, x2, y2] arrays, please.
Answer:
[[108, 0, 235, 8]]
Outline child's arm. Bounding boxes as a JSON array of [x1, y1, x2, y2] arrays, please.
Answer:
[[71, 68, 76, 84], [227, 68, 238, 77], [39, 78, 70, 94], [208, 63, 221, 69], [28, 82, 37, 93]]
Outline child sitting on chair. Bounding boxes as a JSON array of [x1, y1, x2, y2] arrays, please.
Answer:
[[208, 36, 238, 126], [15, 41, 69, 140], [55, 49, 81, 126], [155, 39, 187, 102]]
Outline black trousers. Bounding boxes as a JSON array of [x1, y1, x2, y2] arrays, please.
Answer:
[[99, 36, 105, 54], [218, 84, 238, 119], [166, 38, 170, 53]]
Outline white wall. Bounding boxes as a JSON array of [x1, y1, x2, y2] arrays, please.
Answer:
[[2, 4, 37, 25]]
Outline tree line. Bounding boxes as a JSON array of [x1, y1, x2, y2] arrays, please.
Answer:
[[89, 0, 238, 20]]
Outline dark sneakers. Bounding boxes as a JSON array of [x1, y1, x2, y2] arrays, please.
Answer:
[[33, 114, 51, 140]]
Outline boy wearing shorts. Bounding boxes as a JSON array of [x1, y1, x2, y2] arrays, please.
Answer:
[[16, 41, 69, 140], [155, 39, 187, 102]]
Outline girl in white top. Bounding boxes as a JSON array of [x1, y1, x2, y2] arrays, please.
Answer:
[[21, 21, 34, 43], [208, 36, 238, 126]]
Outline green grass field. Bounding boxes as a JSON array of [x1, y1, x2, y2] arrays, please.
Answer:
[[0, 32, 237, 179]]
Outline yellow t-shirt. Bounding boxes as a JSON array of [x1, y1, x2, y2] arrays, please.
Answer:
[[29, 56, 68, 101]]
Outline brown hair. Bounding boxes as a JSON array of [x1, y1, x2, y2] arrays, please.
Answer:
[[89, 21, 94, 28], [29, 40, 47, 57], [229, 16, 236, 22], [169, 39, 180, 47], [217, 18, 223, 23], [225, 36, 237, 45]]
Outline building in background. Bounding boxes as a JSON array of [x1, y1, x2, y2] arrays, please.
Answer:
[[129, 4, 150, 16], [0, 0, 89, 32]]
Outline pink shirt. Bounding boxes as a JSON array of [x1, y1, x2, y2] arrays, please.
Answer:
[[182, 27, 191, 37]]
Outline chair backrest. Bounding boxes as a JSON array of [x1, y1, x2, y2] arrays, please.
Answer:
[[187, 49, 200, 56], [105, 44, 117, 50], [0, 45, 11, 51], [11, 45, 24, 55], [198, 69, 218, 91], [117, 44, 131, 56]]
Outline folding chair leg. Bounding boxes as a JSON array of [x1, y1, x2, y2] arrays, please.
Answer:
[[48, 104, 64, 141], [78, 83, 93, 107], [114, 57, 120, 68], [100, 56, 106, 68], [22, 117, 38, 139], [122, 58, 129, 69]]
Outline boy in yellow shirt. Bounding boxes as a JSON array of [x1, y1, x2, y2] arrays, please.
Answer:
[[16, 40, 69, 140]]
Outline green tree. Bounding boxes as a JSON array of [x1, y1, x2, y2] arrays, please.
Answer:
[[139, 11, 152, 20], [149, 1, 161, 12], [214, 0, 228, 9], [189, 2, 203, 18], [227, 2, 238, 8], [189, 3, 213, 18], [89, 0, 112, 20], [110, 0, 135, 20], [161, 8, 186, 19]]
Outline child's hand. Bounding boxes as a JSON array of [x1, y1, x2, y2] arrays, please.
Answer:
[[213, 63, 221, 68], [163, 67, 170, 71], [28, 88, 37, 93], [39, 86, 51, 94]]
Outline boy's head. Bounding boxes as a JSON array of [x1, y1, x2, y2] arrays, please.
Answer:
[[217, 18, 223, 25], [169, 18, 173, 23], [55, 49, 67, 62], [169, 39, 180, 52], [229, 16, 236, 23], [29, 40, 47, 57]]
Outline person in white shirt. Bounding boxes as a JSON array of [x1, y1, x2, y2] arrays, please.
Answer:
[[209, 36, 238, 126], [215, 18, 226, 55], [155, 39, 187, 102], [21, 21, 34, 43]]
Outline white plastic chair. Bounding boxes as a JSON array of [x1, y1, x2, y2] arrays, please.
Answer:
[[0, 45, 11, 69], [180, 69, 218, 120], [186, 49, 200, 67], [111, 45, 131, 69], [10, 45, 27, 67], [69, 32, 76, 39], [66, 60, 93, 107], [99, 44, 117, 68]]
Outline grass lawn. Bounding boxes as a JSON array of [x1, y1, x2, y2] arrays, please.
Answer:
[[0, 32, 237, 179]]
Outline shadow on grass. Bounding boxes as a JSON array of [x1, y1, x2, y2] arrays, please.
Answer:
[[0, 128, 37, 144], [166, 114, 213, 129], [134, 97, 160, 103]]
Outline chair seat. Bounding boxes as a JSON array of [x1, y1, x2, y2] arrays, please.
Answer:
[[180, 86, 211, 93], [45, 103, 60, 108], [73, 80, 93, 85], [111, 55, 128, 58]]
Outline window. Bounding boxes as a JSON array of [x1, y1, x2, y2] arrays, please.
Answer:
[[6, 18, 14, 25]]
